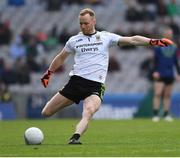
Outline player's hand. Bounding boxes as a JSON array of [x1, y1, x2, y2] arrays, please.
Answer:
[[153, 72, 160, 80], [150, 38, 174, 47], [41, 69, 54, 88]]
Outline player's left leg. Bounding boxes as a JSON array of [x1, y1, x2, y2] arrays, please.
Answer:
[[152, 81, 164, 122], [68, 95, 101, 144], [42, 92, 74, 117], [163, 83, 174, 121]]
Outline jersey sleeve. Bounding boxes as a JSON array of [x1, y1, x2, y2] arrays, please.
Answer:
[[64, 37, 75, 53], [107, 32, 122, 47]]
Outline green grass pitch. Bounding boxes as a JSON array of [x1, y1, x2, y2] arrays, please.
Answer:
[[0, 119, 180, 157]]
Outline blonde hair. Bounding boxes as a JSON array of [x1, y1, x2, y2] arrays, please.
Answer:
[[79, 8, 96, 18]]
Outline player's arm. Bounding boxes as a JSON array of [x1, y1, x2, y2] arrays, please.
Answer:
[[118, 35, 173, 47], [41, 48, 70, 88], [48, 48, 69, 72]]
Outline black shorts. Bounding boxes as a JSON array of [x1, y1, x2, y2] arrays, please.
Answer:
[[155, 77, 175, 85], [59, 75, 105, 104]]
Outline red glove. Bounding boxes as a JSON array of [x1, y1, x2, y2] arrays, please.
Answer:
[[41, 69, 54, 88], [149, 38, 174, 46]]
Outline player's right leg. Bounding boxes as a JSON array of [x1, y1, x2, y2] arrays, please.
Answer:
[[68, 94, 101, 145], [41, 92, 74, 117], [152, 81, 164, 122]]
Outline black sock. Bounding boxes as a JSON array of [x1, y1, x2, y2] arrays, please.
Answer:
[[164, 111, 169, 117], [70, 133, 80, 140], [153, 109, 159, 116]]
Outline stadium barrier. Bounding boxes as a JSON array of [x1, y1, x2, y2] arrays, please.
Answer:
[[0, 102, 16, 120], [93, 94, 144, 119], [9, 92, 180, 119], [93, 93, 180, 119]]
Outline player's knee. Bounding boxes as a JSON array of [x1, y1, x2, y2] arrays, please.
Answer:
[[154, 92, 162, 98], [41, 104, 52, 117], [83, 107, 95, 119], [41, 109, 51, 117], [164, 93, 171, 99]]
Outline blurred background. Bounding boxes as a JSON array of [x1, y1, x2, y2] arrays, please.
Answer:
[[0, 0, 180, 120]]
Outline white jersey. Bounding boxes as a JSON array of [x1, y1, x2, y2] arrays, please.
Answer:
[[64, 31, 122, 83]]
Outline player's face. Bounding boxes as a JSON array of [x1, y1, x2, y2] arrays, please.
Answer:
[[79, 14, 96, 34]]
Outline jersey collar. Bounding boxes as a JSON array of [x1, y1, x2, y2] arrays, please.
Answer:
[[83, 31, 97, 36]]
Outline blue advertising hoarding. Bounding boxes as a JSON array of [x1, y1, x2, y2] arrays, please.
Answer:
[[0, 102, 16, 120], [171, 93, 180, 117], [26, 94, 48, 118], [25, 93, 180, 119], [93, 94, 144, 119], [93, 93, 180, 119]]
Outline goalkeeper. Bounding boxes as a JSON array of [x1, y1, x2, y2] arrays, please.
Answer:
[[41, 8, 173, 144], [152, 27, 180, 122]]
